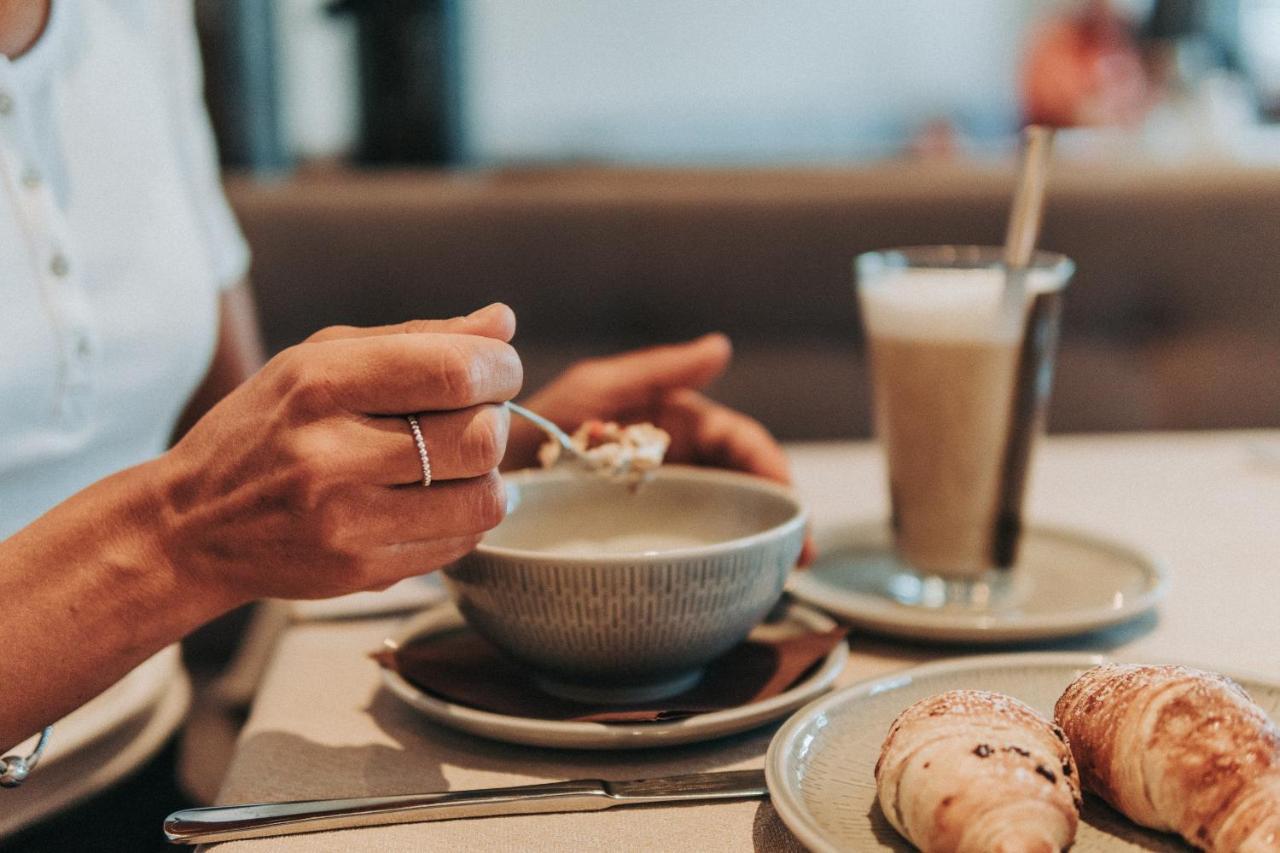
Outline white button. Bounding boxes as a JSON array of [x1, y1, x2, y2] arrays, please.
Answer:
[[50, 253, 70, 277], [21, 166, 41, 188], [0, 91, 12, 115]]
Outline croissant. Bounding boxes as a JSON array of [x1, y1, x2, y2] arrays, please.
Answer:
[[1055, 664, 1280, 851], [876, 690, 1082, 852]]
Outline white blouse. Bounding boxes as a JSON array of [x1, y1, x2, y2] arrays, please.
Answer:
[[0, 0, 249, 538]]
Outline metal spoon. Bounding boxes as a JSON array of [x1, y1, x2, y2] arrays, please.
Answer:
[[504, 403, 663, 482], [1002, 124, 1055, 311], [1004, 125, 1055, 270], [504, 401, 589, 467]]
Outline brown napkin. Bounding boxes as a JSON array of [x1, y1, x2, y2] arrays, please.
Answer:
[[374, 625, 847, 724]]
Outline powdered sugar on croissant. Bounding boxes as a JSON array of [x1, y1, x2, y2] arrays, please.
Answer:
[[876, 689, 1081, 852], [1055, 664, 1280, 851]]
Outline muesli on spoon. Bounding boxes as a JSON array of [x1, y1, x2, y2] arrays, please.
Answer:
[[537, 420, 670, 485]]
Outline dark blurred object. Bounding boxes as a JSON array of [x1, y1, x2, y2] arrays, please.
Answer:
[[1144, 0, 1203, 39], [1141, 0, 1280, 125], [329, 0, 462, 165], [196, 0, 290, 174], [1135, 0, 1263, 154], [1020, 0, 1151, 128], [1143, 0, 1232, 89]]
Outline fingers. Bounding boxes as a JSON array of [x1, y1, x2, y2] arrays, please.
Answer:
[[369, 533, 485, 583], [334, 405, 510, 485], [287, 332, 523, 415], [656, 388, 810, 562], [350, 471, 508, 545], [574, 333, 733, 410], [328, 534, 484, 597], [306, 303, 516, 344], [660, 389, 792, 484]]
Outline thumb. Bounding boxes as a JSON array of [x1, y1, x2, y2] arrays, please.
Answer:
[[306, 303, 516, 344], [598, 333, 732, 408]]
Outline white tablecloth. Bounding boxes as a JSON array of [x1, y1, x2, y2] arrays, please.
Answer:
[[211, 432, 1280, 851]]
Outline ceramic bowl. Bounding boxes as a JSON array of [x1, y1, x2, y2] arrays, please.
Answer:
[[442, 465, 807, 703]]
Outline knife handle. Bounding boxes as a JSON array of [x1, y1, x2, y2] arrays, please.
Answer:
[[164, 779, 610, 845]]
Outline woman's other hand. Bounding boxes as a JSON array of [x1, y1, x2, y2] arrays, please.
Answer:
[[158, 303, 522, 605]]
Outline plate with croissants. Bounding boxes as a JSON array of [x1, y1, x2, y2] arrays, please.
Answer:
[[766, 652, 1280, 852]]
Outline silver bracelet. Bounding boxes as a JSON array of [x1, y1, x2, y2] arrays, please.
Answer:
[[1, 725, 52, 787]]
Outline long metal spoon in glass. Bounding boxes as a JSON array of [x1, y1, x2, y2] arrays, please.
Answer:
[[1001, 125, 1055, 308]]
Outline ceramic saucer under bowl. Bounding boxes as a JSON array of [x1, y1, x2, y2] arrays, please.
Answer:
[[787, 521, 1166, 644], [765, 652, 1280, 852], [380, 601, 847, 750]]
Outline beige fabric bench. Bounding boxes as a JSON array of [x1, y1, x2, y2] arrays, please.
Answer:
[[227, 163, 1280, 439]]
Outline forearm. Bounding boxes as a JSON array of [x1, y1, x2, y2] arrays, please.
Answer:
[[0, 455, 236, 749]]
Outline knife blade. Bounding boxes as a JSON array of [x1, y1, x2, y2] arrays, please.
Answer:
[[163, 769, 768, 844]]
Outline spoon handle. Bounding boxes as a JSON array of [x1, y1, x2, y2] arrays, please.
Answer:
[[505, 401, 575, 452], [1003, 125, 1055, 270]]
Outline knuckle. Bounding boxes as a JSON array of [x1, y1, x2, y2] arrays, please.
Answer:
[[279, 466, 326, 517], [422, 535, 483, 572], [497, 342, 524, 395], [435, 341, 478, 405], [464, 406, 508, 470], [273, 349, 334, 412], [280, 431, 345, 502], [306, 324, 358, 343], [435, 340, 523, 407], [444, 536, 483, 566], [311, 500, 353, 551], [469, 472, 507, 531], [348, 554, 388, 589], [263, 345, 303, 387], [453, 533, 485, 559], [414, 552, 453, 574], [286, 428, 337, 472]]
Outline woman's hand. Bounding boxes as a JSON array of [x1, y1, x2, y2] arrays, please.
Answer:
[[158, 303, 522, 605], [505, 333, 790, 484], [1, 303, 522, 747]]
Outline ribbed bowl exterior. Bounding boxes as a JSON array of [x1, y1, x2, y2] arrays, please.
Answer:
[[443, 524, 804, 682]]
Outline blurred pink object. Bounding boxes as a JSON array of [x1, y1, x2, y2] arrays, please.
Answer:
[[1021, 0, 1151, 128], [906, 118, 962, 160]]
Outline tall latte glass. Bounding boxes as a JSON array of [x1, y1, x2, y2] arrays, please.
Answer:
[[857, 246, 1073, 593]]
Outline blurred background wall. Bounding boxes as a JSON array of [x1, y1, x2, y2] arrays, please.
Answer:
[[196, 0, 1280, 440], [199, 0, 1280, 168], [455, 0, 1036, 164]]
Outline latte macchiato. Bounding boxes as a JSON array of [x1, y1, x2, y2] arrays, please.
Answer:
[[858, 254, 1070, 579]]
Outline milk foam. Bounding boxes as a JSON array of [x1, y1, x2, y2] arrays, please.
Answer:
[[860, 268, 1058, 343]]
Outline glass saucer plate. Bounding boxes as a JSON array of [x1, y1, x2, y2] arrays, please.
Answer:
[[787, 521, 1166, 644]]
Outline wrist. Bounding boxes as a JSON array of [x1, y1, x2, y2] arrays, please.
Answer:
[[0, 452, 236, 745], [129, 452, 249, 624]]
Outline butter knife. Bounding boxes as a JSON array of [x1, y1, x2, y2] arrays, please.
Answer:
[[164, 769, 768, 844]]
